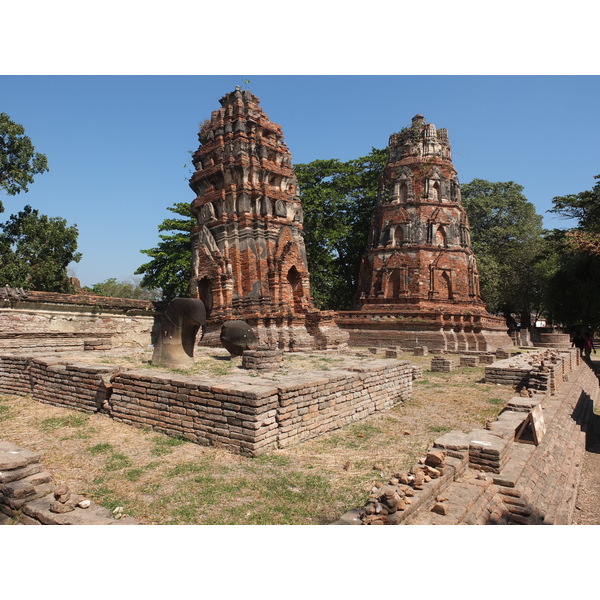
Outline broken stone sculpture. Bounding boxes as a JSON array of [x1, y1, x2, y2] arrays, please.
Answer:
[[152, 298, 206, 368], [220, 320, 259, 356]]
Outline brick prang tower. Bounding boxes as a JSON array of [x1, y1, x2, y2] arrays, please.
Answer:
[[189, 87, 347, 351], [337, 114, 511, 352]]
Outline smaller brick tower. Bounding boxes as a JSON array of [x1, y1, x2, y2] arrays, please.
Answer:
[[189, 87, 347, 350], [337, 115, 511, 352]]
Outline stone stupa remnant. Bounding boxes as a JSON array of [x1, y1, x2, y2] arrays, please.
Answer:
[[336, 114, 512, 352], [189, 87, 348, 351]]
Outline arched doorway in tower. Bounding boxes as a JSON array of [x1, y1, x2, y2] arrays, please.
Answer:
[[197, 277, 213, 317], [439, 270, 453, 300], [286, 266, 305, 313], [435, 225, 447, 247]]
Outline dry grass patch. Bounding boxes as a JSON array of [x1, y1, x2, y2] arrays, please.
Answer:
[[0, 353, 515, 524]]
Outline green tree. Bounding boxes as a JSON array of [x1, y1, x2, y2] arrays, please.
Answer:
[[136, 202, 194, 301], [0, 205, 81, 292], [295, 147, 387, 310], [87, 276, 161, 301], [545, 176, 600, 331], [460, 179, 553, 324], [548, 174, 600, 255], [0, 113, 49, 211]]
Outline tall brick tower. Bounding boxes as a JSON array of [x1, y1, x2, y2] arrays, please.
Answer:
[[189, 87, 347, 350], [337, 115, 511, 352]]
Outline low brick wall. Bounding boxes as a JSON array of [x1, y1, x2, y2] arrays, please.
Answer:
[[0, 355, 114, 412], [0, 353, 413, 457]]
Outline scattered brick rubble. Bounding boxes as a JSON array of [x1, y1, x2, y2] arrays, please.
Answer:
[[357, 450, 451, 525]]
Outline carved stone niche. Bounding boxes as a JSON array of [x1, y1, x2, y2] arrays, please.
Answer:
[[152, 298, 206, 368]]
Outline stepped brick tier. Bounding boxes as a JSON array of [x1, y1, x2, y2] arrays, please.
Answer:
[[189, 87, 348, 351], [336, 115, 511, 352]]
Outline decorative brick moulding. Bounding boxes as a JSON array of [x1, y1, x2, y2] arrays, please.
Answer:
[[335, 115, 511, 353], [0, 353, 413, 457]]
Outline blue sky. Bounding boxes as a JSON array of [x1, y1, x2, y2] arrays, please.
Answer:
[[2, 75, 599, 288]]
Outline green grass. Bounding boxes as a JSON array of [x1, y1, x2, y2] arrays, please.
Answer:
[[151, 435, 187, 456], [0, 403, 11, 421], [487, 398, 505, 405], [428, 425, 451, 433], [40, 414, 89, 431], [85, 480, 130, 512], [166, 462, 207, 478], [87, 442, 114, 454], [254, 454, 291, 467], [104, 452, 133, 471]]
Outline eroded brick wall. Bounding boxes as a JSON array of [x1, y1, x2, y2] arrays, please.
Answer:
[[0, 291, 157, 350]]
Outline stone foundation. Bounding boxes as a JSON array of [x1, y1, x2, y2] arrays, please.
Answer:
[[431, 356, 456, 372], [485, 348, 581, 394], [336, 310, 512, 353], [0, 352, 412, 457]]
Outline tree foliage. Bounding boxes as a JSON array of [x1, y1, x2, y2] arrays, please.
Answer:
[[545, 175, 600, 331], [87, 276, 161, 301], [0, 205, 81, 292], [0, 113, 49, 211], [295, 148, 387, 310], [135, 202, 194, 301], [460, 179, 553, 322]]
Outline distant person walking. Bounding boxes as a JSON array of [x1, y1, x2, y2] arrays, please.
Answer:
[[572, 332, 585, 357], [583, 332, 596, 362]]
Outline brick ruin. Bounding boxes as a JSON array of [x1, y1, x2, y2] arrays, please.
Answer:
[[189, 87, 348, 351], [335, 348, 598, 525], [1, 92, 596, 526], [336, 114, 511, 352]]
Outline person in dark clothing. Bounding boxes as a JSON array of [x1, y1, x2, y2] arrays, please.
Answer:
[[572, 332, 585, 357], [583, 332, 596, 362]]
